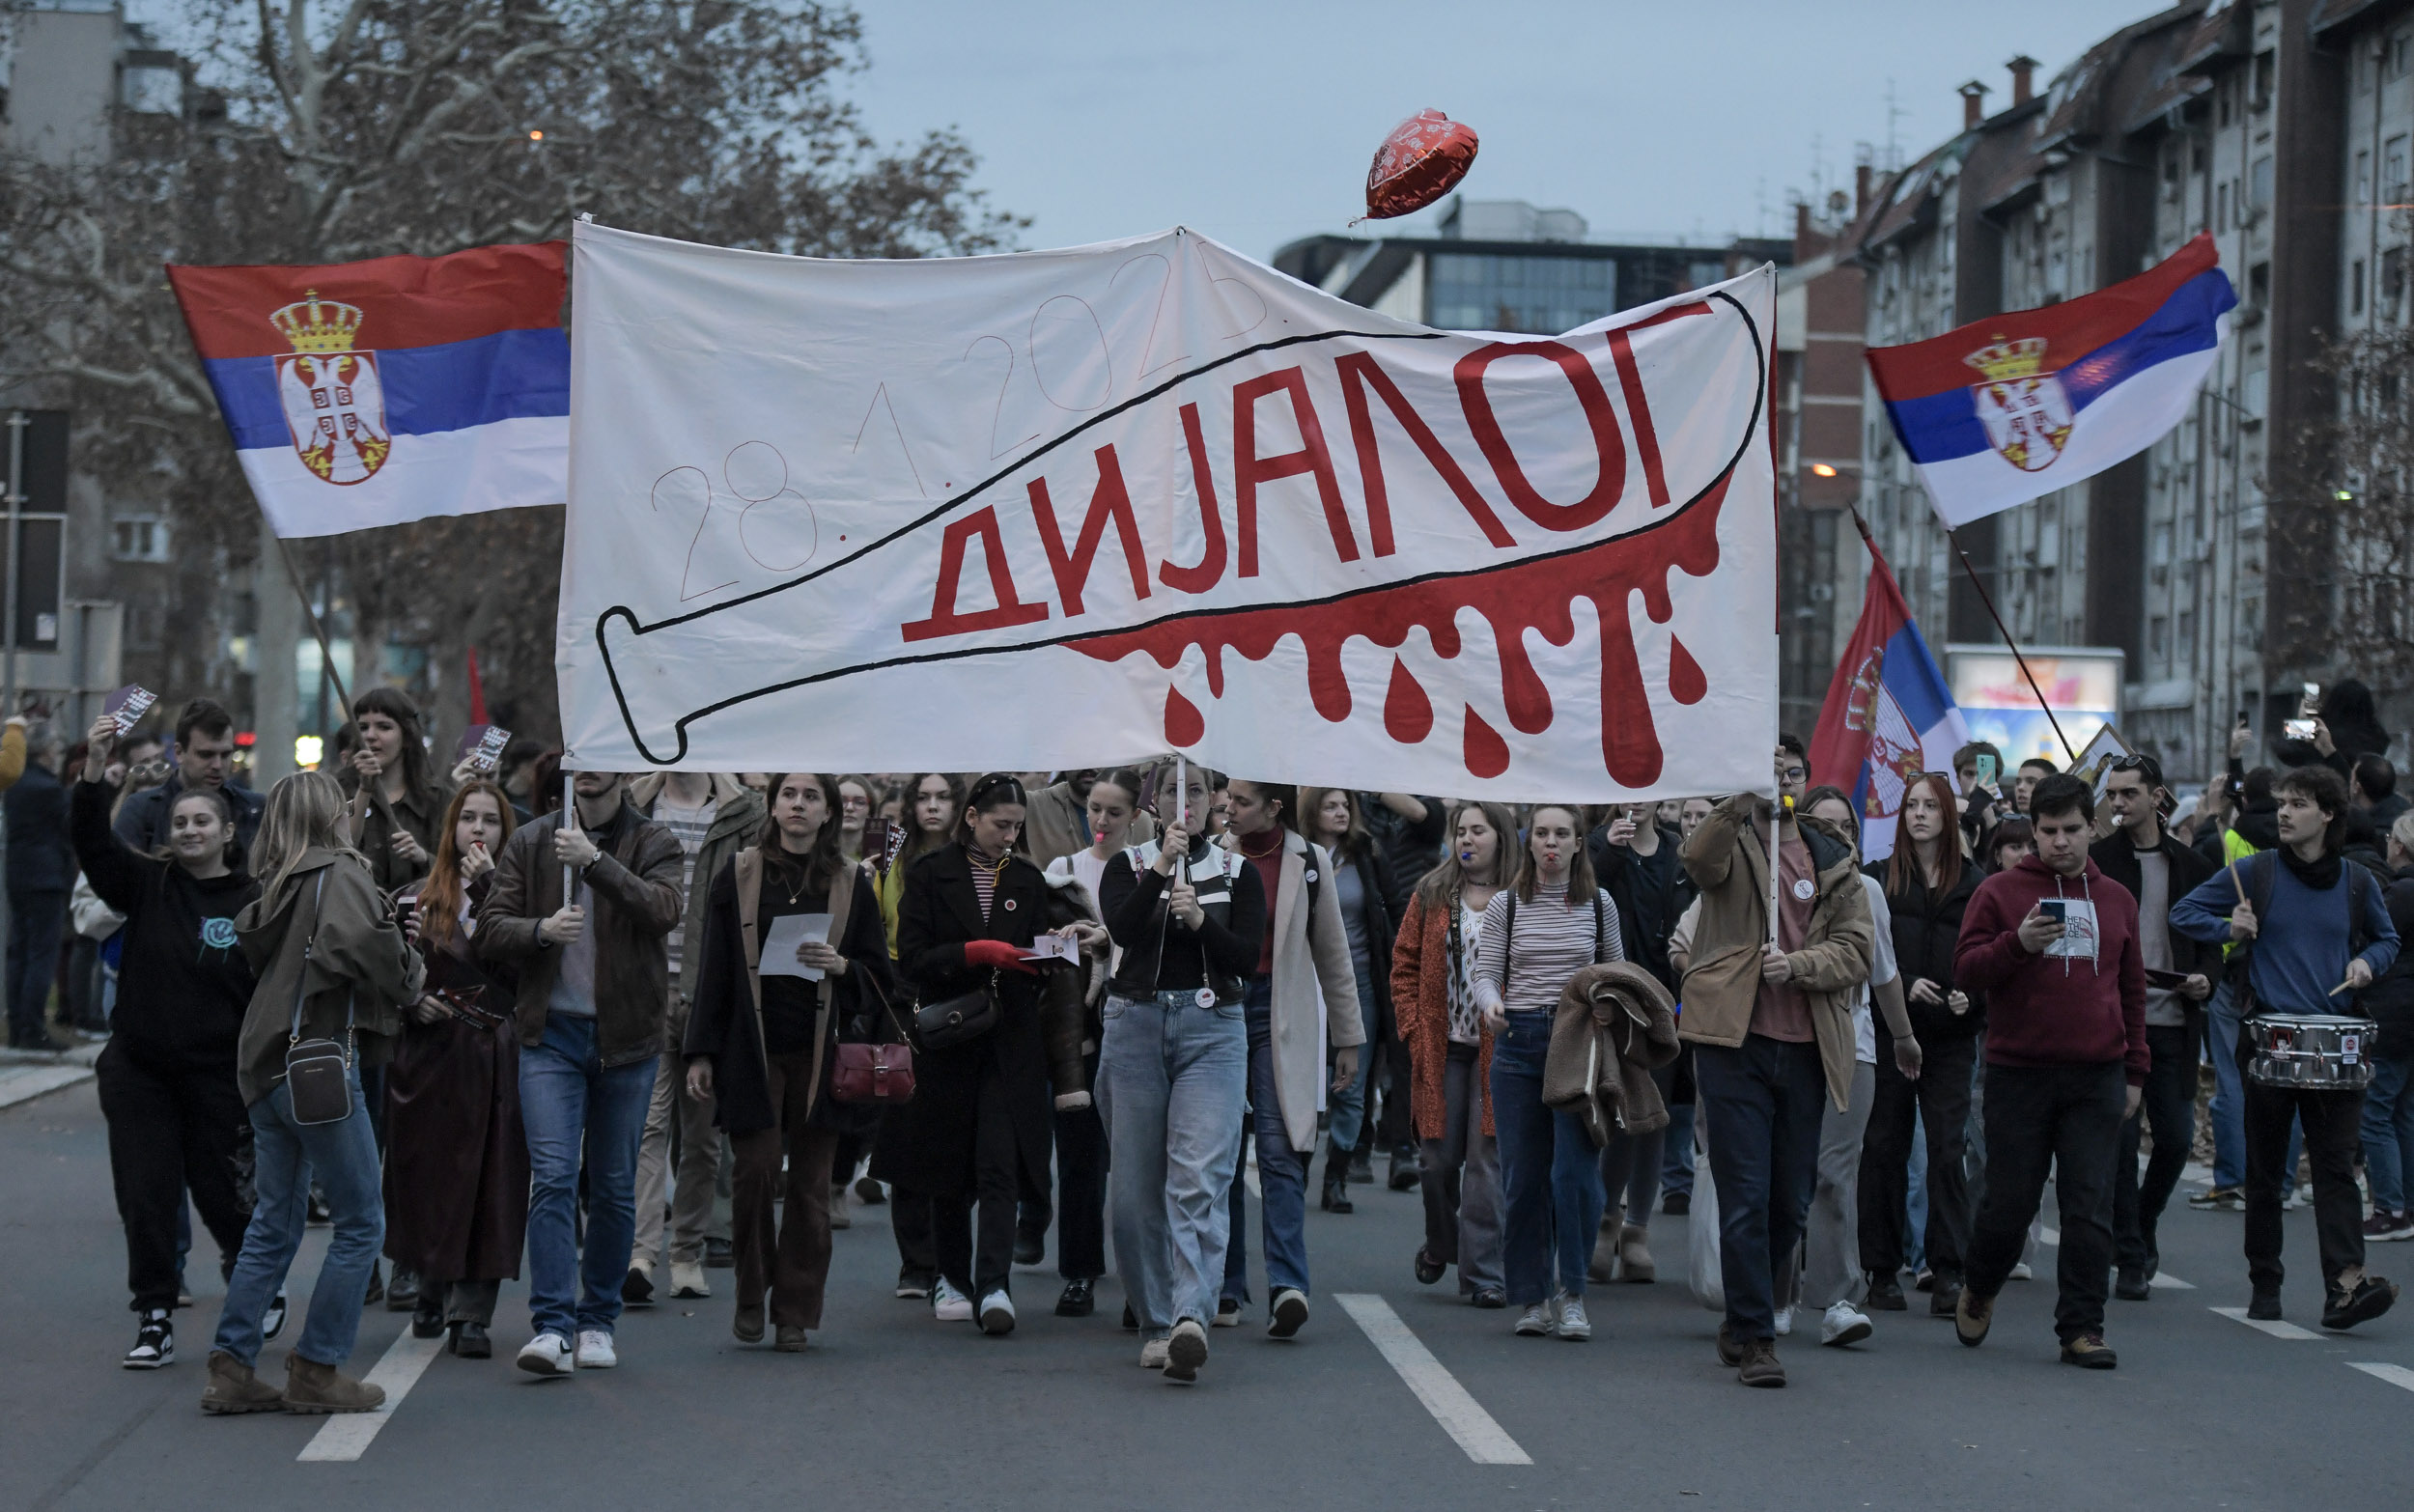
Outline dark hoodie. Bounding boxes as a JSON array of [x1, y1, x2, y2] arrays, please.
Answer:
[[1953, 854, 2148, 1085]]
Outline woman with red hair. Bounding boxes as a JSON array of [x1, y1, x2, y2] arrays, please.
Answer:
[[1857, 770, 1985, 1315]]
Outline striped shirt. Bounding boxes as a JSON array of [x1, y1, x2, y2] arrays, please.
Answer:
[[968, 844, 1009, 922], [1473, 882, 1623, 1016], [654, 798, 716, 984]]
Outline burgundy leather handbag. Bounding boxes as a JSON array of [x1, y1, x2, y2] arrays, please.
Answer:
[[831, 977, 914, 1105]]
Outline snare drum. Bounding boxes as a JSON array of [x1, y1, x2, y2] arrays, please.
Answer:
[[2246, 1012, 2379, 1091]]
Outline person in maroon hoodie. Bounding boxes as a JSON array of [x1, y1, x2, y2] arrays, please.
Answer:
[[1948, 773, 2147, 1370]]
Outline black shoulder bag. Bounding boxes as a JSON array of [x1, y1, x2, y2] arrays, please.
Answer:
[[282, 874, 357, 1126]]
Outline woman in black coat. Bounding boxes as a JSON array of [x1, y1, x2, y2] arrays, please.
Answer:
[[1857, 771, 1986, 1313], [685, 774, 893, 1353], [876, 772, 1087, 1335]]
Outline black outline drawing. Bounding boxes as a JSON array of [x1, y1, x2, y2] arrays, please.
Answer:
[[591, 294, 1766, 764]]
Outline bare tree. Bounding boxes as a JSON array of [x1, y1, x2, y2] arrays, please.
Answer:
[[2279, 315, 2414, 696], [0, 0, 1021, 736]]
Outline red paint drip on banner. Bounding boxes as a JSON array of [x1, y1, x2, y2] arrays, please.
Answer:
[[1670, 636, 1707, 705], [1071, 476, 1730, 782], [1384, 658, 1433, 744]]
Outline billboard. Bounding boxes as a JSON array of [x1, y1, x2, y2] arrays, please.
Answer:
[[1944, 644, 2123, 767]]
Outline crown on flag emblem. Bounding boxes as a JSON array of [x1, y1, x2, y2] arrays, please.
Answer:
[[270, 291, 365, 354], [271, 289, 389, 485], [1841, 646, 1923, 820], [1964, 333, 2072, 473]]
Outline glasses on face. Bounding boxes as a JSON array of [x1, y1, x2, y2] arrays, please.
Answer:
[[1776, 766, 1808, 783]]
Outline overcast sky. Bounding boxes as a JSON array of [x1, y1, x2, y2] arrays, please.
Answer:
[[849, 0, 2175, 260]]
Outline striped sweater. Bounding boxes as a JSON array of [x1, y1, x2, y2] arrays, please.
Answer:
[[1473, 882, 1622, 1016]]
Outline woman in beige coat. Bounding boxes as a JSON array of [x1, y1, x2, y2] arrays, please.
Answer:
[[1216, 780, 1363, 1338]]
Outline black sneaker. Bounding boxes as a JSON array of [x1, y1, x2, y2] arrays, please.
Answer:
[[306, 1190, 332, 1226], [622, 1265, 656, 1307], [1415, 1247, 1446, 1285], [2114, 1268, 2152, 1302], [705, 1236, 735, 1269], [123, 1309, 173, 1370], [1014, 1227, 1046, 1267], [895, 1269, 933, 1300], [1054, 1278, 1095, 1317], [2322, 1276, 2400, 1331], [262, 1289, 289, 1341], [1268, 1288, 1309, 1338], [1867, 1274, 1907, 1311], [1662, 1191, 1691, 1217], [1214, 1297, 1243, 1329], [2247, 1289, 2284, 1321]]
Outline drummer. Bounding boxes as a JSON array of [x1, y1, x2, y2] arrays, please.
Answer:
[[2173, 765, 2401, 1331], [1944, 774, 2149, 1370]]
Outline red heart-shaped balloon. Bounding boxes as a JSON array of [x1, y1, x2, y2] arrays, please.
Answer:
[[1361, 109, 1479, 221]]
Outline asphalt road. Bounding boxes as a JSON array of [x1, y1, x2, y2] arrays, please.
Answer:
[[6, 1078, 2409, 1512]]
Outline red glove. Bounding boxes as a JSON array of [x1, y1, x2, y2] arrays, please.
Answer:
[[963, 939, 1038, 974]]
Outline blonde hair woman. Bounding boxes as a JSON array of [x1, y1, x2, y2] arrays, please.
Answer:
[[202, 772, 426, 1417]]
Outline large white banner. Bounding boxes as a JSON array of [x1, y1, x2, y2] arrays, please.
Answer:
[[559, 221, 1777, 798]]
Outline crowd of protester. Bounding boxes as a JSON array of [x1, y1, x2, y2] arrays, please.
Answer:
[[14, 677, 2412, 1407]]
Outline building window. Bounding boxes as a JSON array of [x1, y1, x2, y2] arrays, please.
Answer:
[[2251, 51, 2275, 109], [2355, 259, 2368, 315], [2250, 156, 2273, 210], [2393, 29, 2412, 78], [1425, 251, 1616, 334], [2389, 136, 2410, 203], [111, 517, 170, 562], [2149, 616, 2169, 660], [2216, 182, 2229, 228], [2387, 246, 2408, 310]]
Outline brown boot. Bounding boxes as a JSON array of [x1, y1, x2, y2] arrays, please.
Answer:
[[280, 1353, 386, 1414], [1618, 1223, 1656, 1283], [200, 1351, 286, 1414]]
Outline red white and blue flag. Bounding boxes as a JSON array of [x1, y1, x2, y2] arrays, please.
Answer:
[[1866, 233, 2234, 528], [167, 242, 567, 539], [1809, 543, 1968, 861]]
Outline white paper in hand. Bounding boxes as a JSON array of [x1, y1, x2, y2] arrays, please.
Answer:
[[760, 912, 833, 980], [1018, 933, 1080, 965]]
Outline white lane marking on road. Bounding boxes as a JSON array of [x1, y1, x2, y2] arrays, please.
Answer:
[[2210, 1306, 2319, 1340], [2348, 1362, 2414, 1393], [2147, 1273, 2196, 1290], [1335, 1294, 1530, 1466], [295, 1328, 445, 1462]]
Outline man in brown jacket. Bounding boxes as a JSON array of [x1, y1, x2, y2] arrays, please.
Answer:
[[1678, 737, 1875, 1388], [477, 770, 683, 1377]]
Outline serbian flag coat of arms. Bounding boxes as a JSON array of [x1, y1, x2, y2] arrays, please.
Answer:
[[1866, 234, 2234, 528], [167, 242, 568, 538], [1808, 543, 1968, 862]]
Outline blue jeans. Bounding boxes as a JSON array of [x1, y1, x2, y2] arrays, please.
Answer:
[[212, 1072, 383, 1369], [521, 1014, 656, 1339], [2363, 1056, 2414, 1213], [1223, 979, 1310, 1303], [2206, 983, 2302, 1193], [1697, 1033, 1826, 1341], [1326, 964, 1378, 1153], [1661, 1103, 1696, 1198], [1489, 1010, 1606, 1304], [1100, 990, 1248, 1330]]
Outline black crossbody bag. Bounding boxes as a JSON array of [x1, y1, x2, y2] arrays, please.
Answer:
[[282, 874, 357, 1126]]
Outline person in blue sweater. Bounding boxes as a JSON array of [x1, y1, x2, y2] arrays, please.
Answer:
[[2172, 764, 2400, 1331]]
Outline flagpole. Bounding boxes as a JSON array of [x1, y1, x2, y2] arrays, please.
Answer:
[[1841, 502, 2079, 765], [1939, 526, 2080, 764]]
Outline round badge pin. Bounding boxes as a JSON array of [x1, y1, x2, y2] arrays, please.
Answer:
[[1195, 987, 1217, 1008], [1002, 897, 1017, 911], [1791, 878, 1815, 901]]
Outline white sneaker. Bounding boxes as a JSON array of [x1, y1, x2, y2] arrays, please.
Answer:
[[978, 1289, 1017, 1335], [574, 1329, 617, 1368], [1820, 1302, 1873, 1347], [1773, 1303, 1794, 1337], [932, 1279, 973, 1322], [1556, 1292, 1590, 1342], [2008, 1262, 2035, 1281], [1165, 1318, 1208, 1383], [516, 1331, 574, 1377], [1139, 1335, 1170, 1369], [669, 1260, 711, 1300], [1514, 1301, 1555, 1336]]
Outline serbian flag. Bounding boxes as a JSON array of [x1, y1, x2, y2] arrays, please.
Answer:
[[166, 242, 567, 538], [1809, 542, 1968, 861], [1866, 234, 2234, 528]]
